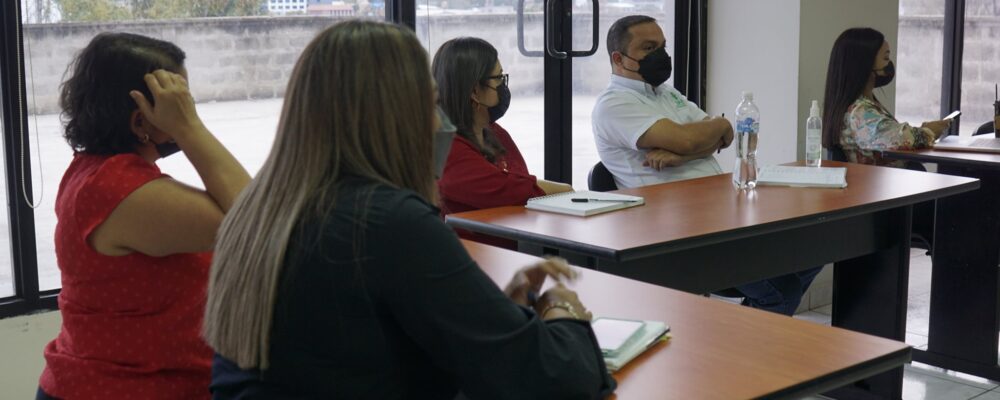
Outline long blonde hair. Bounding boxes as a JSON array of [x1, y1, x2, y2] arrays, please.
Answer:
[[203, 20, 437, 369]]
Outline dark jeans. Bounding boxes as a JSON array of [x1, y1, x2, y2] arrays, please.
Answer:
[[36, 387, 59, 400], [736, 266, 824, 316]]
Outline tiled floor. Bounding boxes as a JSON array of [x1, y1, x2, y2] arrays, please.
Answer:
[[792, 249, 1000, 400]]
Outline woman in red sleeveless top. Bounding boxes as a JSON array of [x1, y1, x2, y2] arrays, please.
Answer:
[[37, 33, 250, 400]]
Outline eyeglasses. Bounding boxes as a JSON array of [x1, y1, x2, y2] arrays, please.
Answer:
[[483, 73, 509, 87]]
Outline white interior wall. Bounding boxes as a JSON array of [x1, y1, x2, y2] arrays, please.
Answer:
[[798, 0, 901, 159], [706, 0, 901, 311], [0, 311, 60, 399], [706, 0, 802, 172]]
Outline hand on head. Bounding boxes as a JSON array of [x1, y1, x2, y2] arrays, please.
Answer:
[[129, 69, 206, 141]]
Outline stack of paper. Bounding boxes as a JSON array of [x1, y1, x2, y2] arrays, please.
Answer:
[[756, 166, 848, 188], [593, 319, 670, 372], [526, 191, 644, 217]]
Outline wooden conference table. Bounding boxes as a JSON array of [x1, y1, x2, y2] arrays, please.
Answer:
[[884, 145, 1000, 381], [448, 161, 979, 398], [465, 240, 911, 400]]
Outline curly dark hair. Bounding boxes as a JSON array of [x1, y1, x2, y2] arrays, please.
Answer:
[[60, 32, 186, 155]]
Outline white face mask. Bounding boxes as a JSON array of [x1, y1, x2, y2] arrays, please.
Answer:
[[433, 105, 456, 178]]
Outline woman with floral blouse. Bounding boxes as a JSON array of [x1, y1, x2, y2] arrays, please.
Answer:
[[821, 27, 950, 166], [821, 27, 949, 251]]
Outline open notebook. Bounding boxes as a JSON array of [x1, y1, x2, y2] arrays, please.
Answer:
[[592, 318, 670, 372], [525, 191, 644, 217], [756, 166, 848, 188]]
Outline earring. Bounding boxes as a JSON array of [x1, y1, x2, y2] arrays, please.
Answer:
[[142, 134, 151, 144]]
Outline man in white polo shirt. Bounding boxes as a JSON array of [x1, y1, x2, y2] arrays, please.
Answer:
[[592, 15, 821, 316], [592, 16, 732, 188]]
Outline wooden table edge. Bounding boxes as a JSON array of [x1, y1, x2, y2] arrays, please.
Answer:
[[446, 214, 621, 260], [761, 346, 911, 399], [447, 178, 979, 263], [883, 149, 1000, 170]]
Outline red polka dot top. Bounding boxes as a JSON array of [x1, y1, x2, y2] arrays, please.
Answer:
[[39, 153, 212, 399]]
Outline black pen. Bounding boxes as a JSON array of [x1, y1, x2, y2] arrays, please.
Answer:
[[571, 198, 641, 203], [718, 113, 726, 154]]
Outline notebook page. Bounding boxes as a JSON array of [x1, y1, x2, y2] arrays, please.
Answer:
[[757, 166, 847, 187]]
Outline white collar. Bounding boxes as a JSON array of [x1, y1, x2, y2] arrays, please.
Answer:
[[610, 74, 660, 97]]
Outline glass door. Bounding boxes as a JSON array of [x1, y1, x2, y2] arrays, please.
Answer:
[[570, 1, 677, 186], [416, 0, 600, 185]]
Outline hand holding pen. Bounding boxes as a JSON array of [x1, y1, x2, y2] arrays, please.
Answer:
[[718, 112, 733, 154]]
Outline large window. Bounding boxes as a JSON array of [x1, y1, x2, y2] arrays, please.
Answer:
[[415, 0, 548, 182], [19, 2, 360, 292], [896, 0, 945, 131], [416, 0, 684, 187], [959, 0, 1000, 135], [2, 0, 379, 310], [1, 1, 702, 317], [0, 114, 10, 299]]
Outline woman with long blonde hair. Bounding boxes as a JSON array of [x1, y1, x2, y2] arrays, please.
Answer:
[[203, 20, 615, 399]]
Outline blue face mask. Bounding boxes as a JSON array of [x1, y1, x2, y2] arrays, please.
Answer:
[[434, 105, 456, 178]]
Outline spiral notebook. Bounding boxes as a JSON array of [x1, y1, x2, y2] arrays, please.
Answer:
[[525, 191, 645, 217]]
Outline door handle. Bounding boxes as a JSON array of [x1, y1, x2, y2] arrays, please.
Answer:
[[517, 0, 544, 57], [518, 0, 599, 59], [567, 0, 599, 57], [545, 0, 568, 59]]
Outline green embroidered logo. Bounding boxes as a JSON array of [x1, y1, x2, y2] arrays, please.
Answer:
[[669, 92, 686, 109]]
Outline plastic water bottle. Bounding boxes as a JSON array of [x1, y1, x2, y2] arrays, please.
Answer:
[[805, 100, 822, 167], [733, 91, 759, 190]]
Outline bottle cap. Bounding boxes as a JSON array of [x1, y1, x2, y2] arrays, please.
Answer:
[[810, 100, 820, 117], [742, 91, 753, 100]]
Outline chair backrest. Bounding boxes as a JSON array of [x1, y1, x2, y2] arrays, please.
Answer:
[[973, 120, 995, 136], [824, 146, 848, 162], [588, 162, 618, 192]]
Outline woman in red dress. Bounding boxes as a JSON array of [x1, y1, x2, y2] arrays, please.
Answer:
[[37, 33, 250, 400]]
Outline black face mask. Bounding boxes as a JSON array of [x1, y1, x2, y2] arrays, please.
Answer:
[[484, 83, 511, 123], [433, 105, 456, 179], [873, 61, 895, 88], [154, 140, 181, 158], [622, 47, 672, 87]]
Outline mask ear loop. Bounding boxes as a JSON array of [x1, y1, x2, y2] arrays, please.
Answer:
[[618, 52, 641, 74]]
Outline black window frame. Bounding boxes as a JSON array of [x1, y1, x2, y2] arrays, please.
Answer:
[[0, 0, 706, 318], [0, 1, 55, 319], [941, 0, 965, 135]]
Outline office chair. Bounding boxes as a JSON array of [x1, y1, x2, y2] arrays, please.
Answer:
[[973, 120, 995, 136], [829, 145, 933, 254], [588, 162, 618, 192], [825, 146, 848, 163]]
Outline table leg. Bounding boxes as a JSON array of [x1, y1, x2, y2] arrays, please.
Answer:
[[914, 165, 1000, 379], [826, 205, 911, 400]]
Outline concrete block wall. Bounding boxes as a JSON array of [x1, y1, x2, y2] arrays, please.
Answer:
[[22, 14, 637, 115], [960, 16, 1000, 129], [22, 16, 349, 115], [895, 16, 944, 121]]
